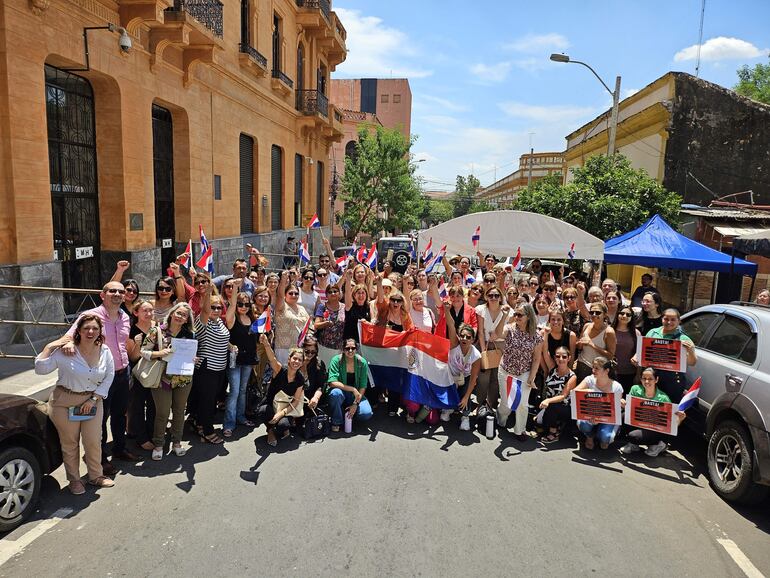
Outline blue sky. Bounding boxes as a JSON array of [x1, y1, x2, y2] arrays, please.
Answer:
[[333, 1, 770, 191]]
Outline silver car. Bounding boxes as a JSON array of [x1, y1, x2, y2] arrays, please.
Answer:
[[680, 302, 770, 504]]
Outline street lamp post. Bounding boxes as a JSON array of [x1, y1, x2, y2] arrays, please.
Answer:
[[550, 53, 621, 156]]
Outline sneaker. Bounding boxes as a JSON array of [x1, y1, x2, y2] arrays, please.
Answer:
[[645, 441, 667, 457], [88, 476, 115, 488], [460, 416, 470, 431], [477, 405, 489, 419], [152, 447, 163, 461], [620, 443, 641, 455], [172, 444, 187, 457], [440, 409, 452, 422]]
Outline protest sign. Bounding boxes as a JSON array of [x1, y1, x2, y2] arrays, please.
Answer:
[[637, 337, 686, 373], [624, 395, 678, 436], [570, 390, 622, 425]]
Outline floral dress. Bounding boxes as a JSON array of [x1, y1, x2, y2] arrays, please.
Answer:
[[315, 301, 345, 351]]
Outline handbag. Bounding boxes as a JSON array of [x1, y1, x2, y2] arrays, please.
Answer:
[[132, 328, 165, 389], [273, 389, 304, 418], [302, 404, 331, 439], [480, 342, 502, 370]]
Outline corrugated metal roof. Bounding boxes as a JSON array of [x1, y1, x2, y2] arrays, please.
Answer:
[[681, 208, 770, 220]]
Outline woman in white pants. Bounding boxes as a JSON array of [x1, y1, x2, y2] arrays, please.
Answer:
[[494, 303, 543, 440]]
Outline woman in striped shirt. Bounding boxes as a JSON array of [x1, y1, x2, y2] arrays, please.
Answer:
[[191, 284, 231, 444]]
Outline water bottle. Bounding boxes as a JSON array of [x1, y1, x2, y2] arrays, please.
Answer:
[[485, 414, 495, 439], [344, 412, 353, 433], [229, 349, 237, 369]]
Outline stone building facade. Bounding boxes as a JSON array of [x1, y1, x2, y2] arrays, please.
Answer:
[[475, 152, 564, 207], [0, 0, 347, 291]]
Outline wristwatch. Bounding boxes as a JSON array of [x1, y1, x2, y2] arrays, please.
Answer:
[[90, 395, 99, 402]]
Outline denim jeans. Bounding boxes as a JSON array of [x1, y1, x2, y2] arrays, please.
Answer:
[[577, 420, 620, 445], [328, 388, 373, 426], [224, 364, 253, 431]]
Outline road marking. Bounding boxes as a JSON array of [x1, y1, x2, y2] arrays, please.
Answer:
[[717, 538, 766, 578], [0, 508, 72, 568]]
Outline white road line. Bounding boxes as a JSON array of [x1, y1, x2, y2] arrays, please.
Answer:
[[0, 508, 72, 568], [717, 538, 766, 578]]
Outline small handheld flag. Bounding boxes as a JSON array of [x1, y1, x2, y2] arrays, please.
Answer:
[[424, 244, 447, 274], [549, 270, 555, 284], [179, 239, 193, 268], [197, 225, 214, 274], [335, 254, 348, 272], [472, 226, 480, 250], [365, 246, 378, 270], [297, 317, 312, 347], [298, 238, 311, 264], [567, 243, 576, 259], [306, 213, 321, 230], [422, 237, 434, 263], [677, 377, 702, 412], [251, 309, 272, 334], [510, 247, 522, 272], [356, 243, 368, 264], [438, 279, 448, 301], [506, 376, 522, 411]]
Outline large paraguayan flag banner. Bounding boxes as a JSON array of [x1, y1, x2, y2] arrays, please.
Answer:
[[359, 322, 459, 410]]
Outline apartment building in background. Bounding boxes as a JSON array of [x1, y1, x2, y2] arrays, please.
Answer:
[[476, 152, 564, 207]]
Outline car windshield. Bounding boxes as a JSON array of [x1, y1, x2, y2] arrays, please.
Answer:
[[380, 240, 411, 251]]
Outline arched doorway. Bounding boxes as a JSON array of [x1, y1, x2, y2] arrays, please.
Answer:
[[45, 64, 100, 306]]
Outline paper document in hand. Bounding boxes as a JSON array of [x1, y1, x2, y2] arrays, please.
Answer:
[[165, 338, 198, 375]]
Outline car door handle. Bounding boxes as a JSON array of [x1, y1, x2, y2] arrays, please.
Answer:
[[725, 373, 743, 391]]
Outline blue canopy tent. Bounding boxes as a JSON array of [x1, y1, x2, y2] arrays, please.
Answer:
[[604, 214, 757, 276]]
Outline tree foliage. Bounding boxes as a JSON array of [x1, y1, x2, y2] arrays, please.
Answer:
[[339, 125, 424, 239], [513, 154, 682, 240], [734, 58, 770, 104], [422, 198, 454, 226], [451, 174, 481, 218]]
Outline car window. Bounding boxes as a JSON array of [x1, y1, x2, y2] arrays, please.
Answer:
[[702, 315, 756, 363], [681, 312, 720, 346], [740, 334, 757, 364], [380, 241, 411, 251]]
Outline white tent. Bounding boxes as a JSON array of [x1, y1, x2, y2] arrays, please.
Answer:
[[418, 210, 604, 260]]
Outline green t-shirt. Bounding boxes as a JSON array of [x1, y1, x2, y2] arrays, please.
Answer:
[[628, 384, 671, 403], [645, 326, 693, 345]]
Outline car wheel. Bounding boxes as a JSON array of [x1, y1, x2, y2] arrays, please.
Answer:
[[0, 447, 41, 533], [393, 251, 410, 272], [707, 420, 769, 504]]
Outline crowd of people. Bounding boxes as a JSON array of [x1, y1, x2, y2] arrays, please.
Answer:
[[37, 233, 744, 496]]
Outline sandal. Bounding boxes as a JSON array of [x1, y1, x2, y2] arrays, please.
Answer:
[[201, 433, 224, 444], [281, 430, 290, 440], [331, 425, 340, 433], [140, 441, 155, 451], [542, 432, 560, 444], [242, 420, 256, 428], [223, 429, 233, 438], [267, 431, 278, 446]]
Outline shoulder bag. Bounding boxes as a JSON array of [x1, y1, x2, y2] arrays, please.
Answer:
[[301, 401, 331, 439], [480, 341, 502, 370], [132, 328, 166, 389], [273, 389, 304, 418]]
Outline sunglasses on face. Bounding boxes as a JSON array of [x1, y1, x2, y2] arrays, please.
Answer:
[[344, 346, 356, 352], [303, 349, 317, 355], [390, 298, 403, 304], [487, 294, 501, 299], [125, 287, 137, 294], [237, 302, 251, 307], [327, 290, 340, 295], [513, 312, 525, 318], [459, 334, 473, 340], [304, 276, 314, 281], [287, 292, 299, 296], [590, 311, 603, 316], [471, 288, 482, 293], [530, 282, 539, 286], [564, 295, 576, 301], [618, 311, 632, 317], [107, 288, 126, 295], [555, 354, 570, 359], [195, 280, 209, 285], [210, 305, 223, 311], [156, 286, 172, 292]]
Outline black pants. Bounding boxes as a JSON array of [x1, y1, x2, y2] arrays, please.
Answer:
[[193, 362, 227, 436], [102, 368, 129, 457], [542, 402, 571, 429], [616, 372, 636, 394], [127, 381, 156, 445], [627, 428, 665, 446], [256, 403, 291, 437]]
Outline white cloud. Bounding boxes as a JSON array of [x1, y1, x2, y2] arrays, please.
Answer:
[[334, 8, 432, 78], [504, 33, 570, 54], [416, 94, 469, 113], [469, 61, 513, 84], [622, 88, 640, 99], [674, 37, 768, 62], [498, 101, 598, 124]]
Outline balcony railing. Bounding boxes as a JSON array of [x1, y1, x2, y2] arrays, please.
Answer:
[[239, 43, 267, 68], [296, 89, 328, 118], [333, 108, 343, 123], [272, 69, 294, 88], [296, 0, 331, 22], [170, 0, 223, 37]]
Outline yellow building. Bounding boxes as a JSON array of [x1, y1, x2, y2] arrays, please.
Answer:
[[0, 0, 346, 289], [476, 152, 563, 207]]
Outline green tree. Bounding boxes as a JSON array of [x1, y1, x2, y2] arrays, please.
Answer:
[[513, 154, 681, 240], [468, 199, 495, 214], [451, 174, 481, 218], [422, 198, 454, 226], [339, 125, 424, 239], [734, 58, 770, 104]]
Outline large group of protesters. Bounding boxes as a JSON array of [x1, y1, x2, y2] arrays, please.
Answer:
[[36, 229, 738, 497]]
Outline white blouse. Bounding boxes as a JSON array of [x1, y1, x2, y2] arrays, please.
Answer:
[[35, 345, 115, 398]]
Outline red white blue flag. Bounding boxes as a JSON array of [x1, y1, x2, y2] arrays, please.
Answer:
[[356, 243, 368, 264], [472, 226, 480, 250], [506, 375, 523, 411], [179, 239, 193, 268], [196, 225, 214, 274], [365, 246, 378, 270], [306, 212, 321, 230], [510, 247, 522, 272], [298, 237, 311, 264], [422, 237, 434, 263], [251, 309, 272, 334], [678, 377, 701, 412], [424, 244, 446, 274], [567, 243, 576, 259], [438, 279, 448, 301], [297, 317, 312, 347], [359, 323, 459, 409]]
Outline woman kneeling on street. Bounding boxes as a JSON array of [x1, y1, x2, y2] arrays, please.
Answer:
[[574, 356, 624, 450], [327, 338, 373, 432], [257, 333, 305, 446], [444, 304, 481, 431], [620, 367, 685, 457], [36, 314, 115, 494], [538, 346, 577, 443]]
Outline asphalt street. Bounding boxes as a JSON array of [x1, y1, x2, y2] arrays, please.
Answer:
[[1, 409, 769, 578]]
